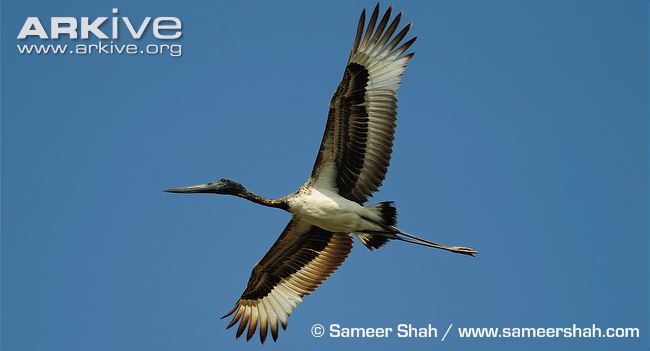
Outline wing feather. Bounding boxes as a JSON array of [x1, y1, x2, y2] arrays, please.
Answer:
[[222, 219, 353, 343], [310, 5, 416, 203]]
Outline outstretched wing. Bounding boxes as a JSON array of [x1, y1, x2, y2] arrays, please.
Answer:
[[310, 4, 416, 203], [221, 219, 353, 343]]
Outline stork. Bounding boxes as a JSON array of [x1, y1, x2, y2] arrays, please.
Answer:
[[165, 4, 477, 343]]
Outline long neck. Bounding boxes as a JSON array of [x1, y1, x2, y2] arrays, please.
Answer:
[[236, 189, 289, 211]]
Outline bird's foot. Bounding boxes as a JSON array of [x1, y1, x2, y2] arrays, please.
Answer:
[[450, 246, 478, 256]]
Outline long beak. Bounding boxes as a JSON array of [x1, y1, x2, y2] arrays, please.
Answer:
[[164, 183, 215, 194]]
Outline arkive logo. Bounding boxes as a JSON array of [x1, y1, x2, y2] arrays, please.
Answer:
[[16, 8, 183, 57]]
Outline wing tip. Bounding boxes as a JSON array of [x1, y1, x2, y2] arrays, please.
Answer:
[[351, 5, 416, 61], [235, 314, 248, 338], [221, 303, 238, 319], [352, 9, 367, 54]]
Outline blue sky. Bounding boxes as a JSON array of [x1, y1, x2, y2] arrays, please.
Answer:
[[2, 1, 647, 350]]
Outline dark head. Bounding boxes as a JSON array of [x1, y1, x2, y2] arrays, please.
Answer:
[[164, 178, 245, 195]]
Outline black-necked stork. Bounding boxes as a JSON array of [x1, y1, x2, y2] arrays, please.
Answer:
[[165, 4, 477, 343]]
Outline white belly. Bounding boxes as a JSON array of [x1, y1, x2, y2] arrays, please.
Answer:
[[288, 187, 382, 233]]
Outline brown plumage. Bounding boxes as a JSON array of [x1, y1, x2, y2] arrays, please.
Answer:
[[222, 219, 353, 342], [310, 4, 416, 204], [164, 4, 479, 343], [221, 4, 417, 342]]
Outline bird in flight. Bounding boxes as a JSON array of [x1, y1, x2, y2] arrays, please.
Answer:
[[165, 4, 477, 343]]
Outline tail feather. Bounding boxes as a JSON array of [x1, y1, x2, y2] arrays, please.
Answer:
[[357, 233, 390, 250], [358, 201, 397, 250], [366, 201, 397, 226]]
